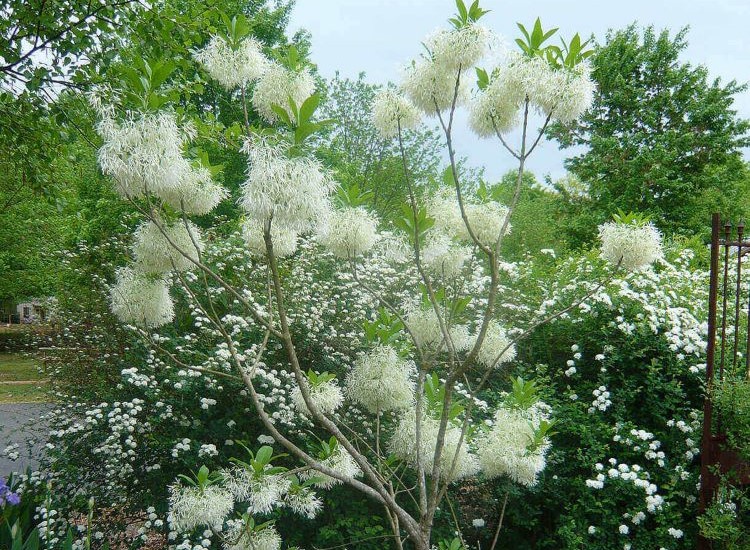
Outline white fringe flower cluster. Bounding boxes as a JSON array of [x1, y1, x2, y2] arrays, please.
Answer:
[[291, 378, 344, 416], [167, 483, 233, 532], [427, 190, 466, 237], [404, 306, 471, 353], [194, 35, 269, 90], [158, 165, 228, 216], [241, 220, 299, 258], [400, 22, 490, 115], [110, 267, 174, 327], [300, 446, 362, 489], [401, 59, 471, 115], [371, 88, 421, 138], [222, 467, 292, 515], [317, 207, 379, 259], [389, 410, 479, 481], [421, 233, 470, 278], [469, 53, 595, 136], [426, 190, 511, 250], [425, 24, 490, 71], [475, 320, 516, 368], [97, 111, 227, 214], [460, 201, 512, 248], [223, 520, 281, 550], [251, 63, 315, 124], [598, 221, 663, 271], [239, 138, 336, 234], [97, 111, 190, 199], [345, 345, 416, 413], [477, 403, 550, 486], [283, 484, 323, 519], [468, 66, 521, 137], [131, 220, 203, 274]]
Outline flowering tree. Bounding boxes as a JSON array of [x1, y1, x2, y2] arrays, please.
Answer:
[[92, 2, 663, 548]]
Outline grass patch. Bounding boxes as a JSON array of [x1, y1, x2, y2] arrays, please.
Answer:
[[0, 382, 49, 403], [0, 353, 42, 381]]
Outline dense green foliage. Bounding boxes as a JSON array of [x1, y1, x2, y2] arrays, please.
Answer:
[[550, 25, 750, 243]]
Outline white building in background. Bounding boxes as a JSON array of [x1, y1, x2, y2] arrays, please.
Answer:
[[16, 298, 56, 324]]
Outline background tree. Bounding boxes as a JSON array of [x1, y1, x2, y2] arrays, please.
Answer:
[[549, 25, 750, 241], [318, 73, 442, 221]]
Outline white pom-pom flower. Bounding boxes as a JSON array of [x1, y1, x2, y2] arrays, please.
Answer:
[[241, 220, 298, 258], [252, 63, 315, 124], [460, 201, 511, 248], [167, 483, 233, 532], [224, 520, 282, 550], [401, 58, 470, 115], [598, 220, 663, 271], [97, 111, 192, 199], [317, 207, 379, 259], [132, 220, 203, 274], [477, 403, 550, 487], [194, 35, 269, 90], [371, 88, 421, 138], [292, 375, 344, 416], [426, 24, 490, 71], [475, 320, 516, 368], [421, 233, 470, 278], [222, 467, 291, 515], [345, 345, 416, 413], [389, 410, 479, 481], [158, 165, 228, 215], [299, 445, 362, 489], [110, 267, 174, 328], [239, 138, 336, 233]]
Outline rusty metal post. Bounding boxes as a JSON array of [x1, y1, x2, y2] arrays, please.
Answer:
[[698, 214, 721, 549]]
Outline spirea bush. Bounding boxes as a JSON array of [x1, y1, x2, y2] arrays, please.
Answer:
[[457, 247, 710, 549]]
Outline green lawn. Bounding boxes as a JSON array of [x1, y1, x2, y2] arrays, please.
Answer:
[[0, 353, 43, 381], [0, 382, 49, 403], [0, 352, 49, 403]]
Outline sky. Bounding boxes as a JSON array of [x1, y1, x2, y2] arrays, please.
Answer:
[[288, 0, 750, 182]]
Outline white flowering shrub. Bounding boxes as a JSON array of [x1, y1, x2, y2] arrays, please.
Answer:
[[33, 2, 690, 549], [456, 247, 711, 548]]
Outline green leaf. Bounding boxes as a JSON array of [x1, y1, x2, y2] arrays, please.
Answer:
[[475, 67, 490, 90], [287, 95, 300, 120], [256, 445, 273, 466], [196, 465, 212, 488], [516, 22, 531, 44], [270, 104, 292, 126], [531, 18, 543, 48], [455, 0, 468, 23], [299, 93, 320, 124], [150, 60, 175, 89]]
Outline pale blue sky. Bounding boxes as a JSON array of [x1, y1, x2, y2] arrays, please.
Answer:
[[289, 0, 750, 182]]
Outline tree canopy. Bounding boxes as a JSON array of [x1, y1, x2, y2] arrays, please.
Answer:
[[550, 25, 750, 238]]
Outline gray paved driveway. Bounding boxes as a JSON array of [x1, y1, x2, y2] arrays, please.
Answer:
[[0, 403, 52, 478]]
